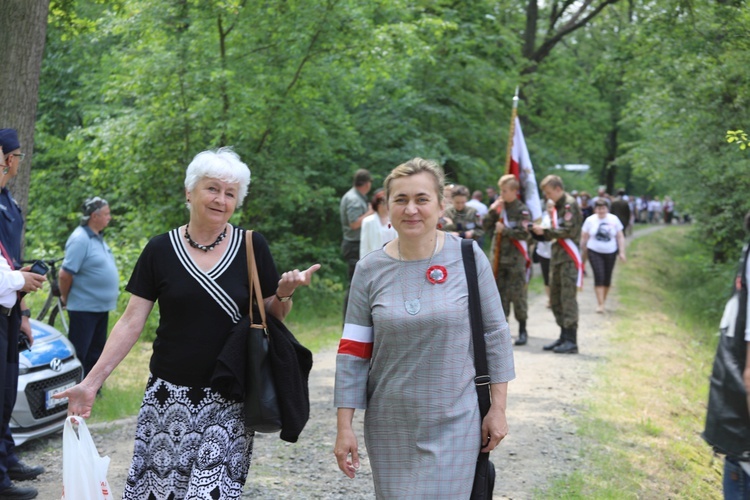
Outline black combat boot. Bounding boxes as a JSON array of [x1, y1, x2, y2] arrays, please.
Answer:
[[553, 327, 578, 354], [515, 321, 528, 346], [543, 328, 564, 351]]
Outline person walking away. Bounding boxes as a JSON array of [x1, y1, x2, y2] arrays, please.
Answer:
[[359, 189, 396, 259], [59, 197, 119, 378], [580, 199, 626, 313], [610, 189, 631, 236], [339, 169, 373, 320], [0, 129, 45, 499], [483, 175, 533, 346], [663, 196, 675, 224], [531, 175, 583, 354], [334, 158, 514, 498]]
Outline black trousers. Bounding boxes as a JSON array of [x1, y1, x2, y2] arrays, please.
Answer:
[[0, 306, 21, 490]]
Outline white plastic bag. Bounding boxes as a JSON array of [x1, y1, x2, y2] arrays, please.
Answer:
[[61, 416, 113, 500]]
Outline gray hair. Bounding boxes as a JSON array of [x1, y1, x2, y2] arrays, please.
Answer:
[[184, 147, 251, 208], [81, 196, 108, 225]]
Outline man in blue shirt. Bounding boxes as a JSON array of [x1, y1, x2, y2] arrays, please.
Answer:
[[59, 197, 119, 378]]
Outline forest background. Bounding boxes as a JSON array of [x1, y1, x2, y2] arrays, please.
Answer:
[[0, 0, 749, 335]]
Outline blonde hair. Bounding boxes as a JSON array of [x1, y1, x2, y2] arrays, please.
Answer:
[[540, 174, 564, 191], [384, 157, 445, 204], [498, 174, 519, 191]]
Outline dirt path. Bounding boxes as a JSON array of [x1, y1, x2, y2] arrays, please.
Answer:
[[18, 228, 664, 498]]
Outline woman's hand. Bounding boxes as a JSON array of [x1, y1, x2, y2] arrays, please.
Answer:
[[480, 405, 508, 453], [276, 264, 321, 298], [334, 427, 360, 478], [55, 381, 98, 419]]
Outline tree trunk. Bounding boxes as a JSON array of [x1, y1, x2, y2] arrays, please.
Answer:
[[0, 0, 51, 214]]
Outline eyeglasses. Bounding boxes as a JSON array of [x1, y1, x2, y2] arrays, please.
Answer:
[[11, 153, 24, 162]]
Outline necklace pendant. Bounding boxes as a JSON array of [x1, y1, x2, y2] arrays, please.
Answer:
[[404, 299, 421, 315]]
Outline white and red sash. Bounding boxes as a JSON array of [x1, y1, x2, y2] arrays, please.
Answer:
[[550, 206, 584, 288], [502, 210, 531, 283]]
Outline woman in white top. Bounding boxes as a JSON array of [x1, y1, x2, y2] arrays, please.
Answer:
[[359, 189, 397, 258], [533, 198, 554, 308], [581, 199, 626, 313]]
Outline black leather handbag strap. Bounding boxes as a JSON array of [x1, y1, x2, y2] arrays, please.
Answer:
[[461, 239, 491, 418]]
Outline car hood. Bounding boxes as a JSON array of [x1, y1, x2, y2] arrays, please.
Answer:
[[20, 320, 75, 369]]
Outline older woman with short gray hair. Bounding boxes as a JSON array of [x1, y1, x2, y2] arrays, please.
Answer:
[[57, 147, 319, 499]]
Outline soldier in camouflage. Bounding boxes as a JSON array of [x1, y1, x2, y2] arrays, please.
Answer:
[[442, 185, 484, 243], [483, 175, 533, 345], [531, 175, 583, 354]]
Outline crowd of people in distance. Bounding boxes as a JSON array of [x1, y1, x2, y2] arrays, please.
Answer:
[[573, 188, 686, 230], [340, 173, 684, 355]]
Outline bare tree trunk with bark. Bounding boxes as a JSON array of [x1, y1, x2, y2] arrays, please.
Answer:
[[0, 0, 51, 214]]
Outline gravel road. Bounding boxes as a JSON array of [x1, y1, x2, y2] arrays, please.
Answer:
[[16, 258, 621, 499]]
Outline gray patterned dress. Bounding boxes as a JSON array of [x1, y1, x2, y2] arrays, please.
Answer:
[[335, 234, 515, 499]]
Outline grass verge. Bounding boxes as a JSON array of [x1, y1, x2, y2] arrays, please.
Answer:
[[542, 225, 730, 498]]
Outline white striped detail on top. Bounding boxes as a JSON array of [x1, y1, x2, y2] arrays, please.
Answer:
[[169, 225, 243, 323]]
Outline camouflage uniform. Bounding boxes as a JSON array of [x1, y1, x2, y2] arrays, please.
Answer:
[[443, 206, 484, 242], [540, 193, 583, 330], [483, 200, 532, 322]]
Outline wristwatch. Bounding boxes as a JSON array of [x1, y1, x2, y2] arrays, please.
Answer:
[[275, 292, 294, 302], [20, 309, 31, 318]]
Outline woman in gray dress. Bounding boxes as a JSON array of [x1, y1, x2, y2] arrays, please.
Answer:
[[333, 158, 515, 498]]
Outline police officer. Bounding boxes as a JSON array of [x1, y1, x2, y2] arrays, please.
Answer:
[[484, 175, 533, 345], [531, 175, 583, 354], [0, 129, 45, 500]]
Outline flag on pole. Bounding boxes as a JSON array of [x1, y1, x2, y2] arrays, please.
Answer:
[[508, 116, 542, 222]]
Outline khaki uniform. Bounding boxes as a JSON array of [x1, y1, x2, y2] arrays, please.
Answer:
[[540, 193, 582, 329], [443, 206, 484, 241], [483, 200, 532, 321]]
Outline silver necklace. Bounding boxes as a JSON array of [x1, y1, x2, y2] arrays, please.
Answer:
[[398, 236, 439, 315]]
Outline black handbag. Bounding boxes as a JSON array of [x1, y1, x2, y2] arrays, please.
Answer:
[[703, 242, 750, 457], [244, 231, 282, 433], [462, 239, 496, 500], [211, 231, 312, 441]]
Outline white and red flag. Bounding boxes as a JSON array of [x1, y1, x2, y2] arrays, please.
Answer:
[[508, 116, 542, 222]]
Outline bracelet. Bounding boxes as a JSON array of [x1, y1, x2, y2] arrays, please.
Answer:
[[275, 292, 294, 303], [21, 309, 31, 318]]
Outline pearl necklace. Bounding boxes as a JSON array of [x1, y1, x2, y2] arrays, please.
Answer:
[[184, 224, 227, 252], [399, 236, 439, 315]]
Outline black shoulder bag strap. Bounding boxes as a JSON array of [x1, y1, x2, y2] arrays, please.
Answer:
[[461, 238, 491, 417], [462, 239, 495, 500]]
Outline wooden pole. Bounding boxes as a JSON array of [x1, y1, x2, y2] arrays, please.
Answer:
[[493, 88, 519, 278]]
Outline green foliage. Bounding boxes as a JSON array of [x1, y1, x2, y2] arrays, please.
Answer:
[[727, 129, 749, 151], [621, 1, 750, 261], [29, 0, 750, 324]]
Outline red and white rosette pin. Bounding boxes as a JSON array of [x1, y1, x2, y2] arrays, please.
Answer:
[[426, 265, 447, 284]]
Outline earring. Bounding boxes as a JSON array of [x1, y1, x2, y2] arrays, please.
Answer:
[[437, 223, 443, 229]]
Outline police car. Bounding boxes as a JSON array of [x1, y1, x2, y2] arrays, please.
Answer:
[[10, 319, 83, 445]]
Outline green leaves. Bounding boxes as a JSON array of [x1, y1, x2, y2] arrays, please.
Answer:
[[727, 130, 749, 151]]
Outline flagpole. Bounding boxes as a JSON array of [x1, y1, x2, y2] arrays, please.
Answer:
[[493, 87, 519, 278]]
